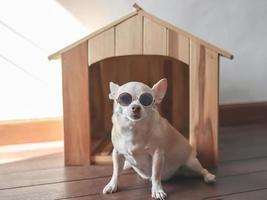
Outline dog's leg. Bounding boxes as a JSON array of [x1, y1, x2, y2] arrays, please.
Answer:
[[151, 149, 167, 200], [184, 156, 216, 183], [131, 166, 150, 180], [123, 160, 132, 170], [103, 149, 124, 194]]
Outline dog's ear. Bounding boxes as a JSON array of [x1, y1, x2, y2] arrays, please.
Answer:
[[109, 82, 119, 100], [152, 78, 167, 103]]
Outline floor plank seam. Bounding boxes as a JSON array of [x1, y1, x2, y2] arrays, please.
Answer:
[[219, 155, 267, 164], [0, 165, 66, 176], [0, 176, 112, 191], [55, 185, 151, 200], [1, 168, 267, 191], [0, 172, 134, 191], [202, 187, 267, 199], [217, 169, 267, 178]]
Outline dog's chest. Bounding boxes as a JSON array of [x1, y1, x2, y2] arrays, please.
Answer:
[[116, 128, 152, 167], [123, 144, 151, 173]]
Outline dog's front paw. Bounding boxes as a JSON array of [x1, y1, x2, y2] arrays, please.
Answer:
[[152, 185, 167, 200], [204, 173, 216, 183], [103, 181, 118, 194]]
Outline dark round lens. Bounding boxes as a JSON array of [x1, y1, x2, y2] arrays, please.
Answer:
[[117, 92, 132, 106], [139, 93, 153, 106]]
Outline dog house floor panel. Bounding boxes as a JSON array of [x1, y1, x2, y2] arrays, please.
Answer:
[[92, 134, 113, 164]]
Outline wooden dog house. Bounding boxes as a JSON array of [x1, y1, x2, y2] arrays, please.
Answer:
[[49, 4, 233, 167]]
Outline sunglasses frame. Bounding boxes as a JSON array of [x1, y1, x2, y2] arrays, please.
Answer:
[[116, 92, 154, 107]]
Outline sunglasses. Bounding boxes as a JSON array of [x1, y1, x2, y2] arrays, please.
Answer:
[[117, 92, 154, 107]]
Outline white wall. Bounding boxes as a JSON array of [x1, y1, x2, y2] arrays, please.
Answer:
[[58, 0, 267, 104], [0, 0, 88, 121], [0, 0, 266, 121]]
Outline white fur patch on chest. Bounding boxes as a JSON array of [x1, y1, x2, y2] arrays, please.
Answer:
[[116, 128, 151, 166]]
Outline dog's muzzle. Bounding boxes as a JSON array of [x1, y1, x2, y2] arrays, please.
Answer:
[[131, 104, 141, 119]]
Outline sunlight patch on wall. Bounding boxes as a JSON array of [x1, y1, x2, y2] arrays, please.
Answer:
[[0, 0, 89, 120]]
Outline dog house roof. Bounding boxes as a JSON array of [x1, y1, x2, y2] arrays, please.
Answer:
[[48, 3, 233, 63]]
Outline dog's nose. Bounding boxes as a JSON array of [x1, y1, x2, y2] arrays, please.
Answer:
[[131, 104, 141, 113]]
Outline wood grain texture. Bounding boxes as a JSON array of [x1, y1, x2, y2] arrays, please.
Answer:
[[115, 14, 143, 56], [0, 165, 113, 189], [167, 29, 189, 64], [220, 102, 267, 126], [0, 153, 64, 175], [48, 11, 138, 60], [0, 118, 63, 145], [88, 64, 106, 137], [219, 123, 267, 162], [206, 188, 267, 200], [62, 42, 90, 166], [66, 172, 267, 200], [143, 17, 167, 55], [0, 142, 62, 166], [139, 10, 233, 59], [189, 41, 219, 167], [3, 151, 267, 194], [0, 123, 267, 199], [171, 61, 189, 137], [49, 10, 233, 60], [88, 28, 115, 65]]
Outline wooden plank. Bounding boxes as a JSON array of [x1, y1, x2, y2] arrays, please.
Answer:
[[3, 164, 267, 200], [167, 29, 189, 64], [60, 188, 152, 200], [98, 58, 118, 133], [48, 11, 138, 60], [0, 153, 63, 175], [216, 156, 267, 177], [0, 166, 110, 189], [206, 188, 267, 200], [220, 102, 267, 126], [0, 141, 63, 165], [91, 155, 112, 164], [89, 62, 107, 137], [143, 17, 167, 55], [0, 123, 264, 175], [49, 9, 233, 61], [62, 42, 90, 166], [0, 166, 115, 190], [115, 14, 143, 55], [91, 135, 113, 164], [219, 123, 267, 162], [165, 171, 267, 200], [74, 154, 267, 200], [92, 134, 112, 156], [0, 118, 63, 145], [91, 136, 106, 154], [171, 59, 189, 138], [139, 10, 233, 59], [0, 173, 147, 200], [2, 151, 267, 193], [99, 142, 113, 156], [189, 41, 219, 167], [88, 28, 115, 65], [0, 124, 267, 199], [64, 172, 267, 199]]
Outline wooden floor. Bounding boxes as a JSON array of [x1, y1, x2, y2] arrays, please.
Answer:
[[0, 123, 267, 200]]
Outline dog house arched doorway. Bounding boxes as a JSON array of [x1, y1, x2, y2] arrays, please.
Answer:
[[89, 55, 189, 164]]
